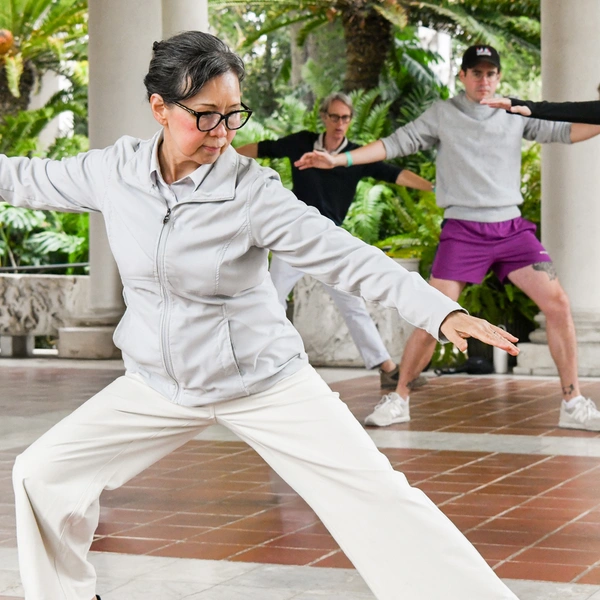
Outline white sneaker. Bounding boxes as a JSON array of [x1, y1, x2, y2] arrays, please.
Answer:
[[364, 393, 410, 427], [559, 396, 600, 431]]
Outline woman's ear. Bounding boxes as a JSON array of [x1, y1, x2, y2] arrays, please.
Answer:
[[149, 94, 168, 126]]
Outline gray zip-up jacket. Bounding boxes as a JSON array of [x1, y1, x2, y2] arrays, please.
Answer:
[[0, 132, 461, 406], [382, 92, 572, 222]]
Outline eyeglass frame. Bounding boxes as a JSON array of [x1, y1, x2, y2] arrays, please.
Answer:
[[171, 100, 253, 132], [326, 113, 352, 124], [466, 67, 500, 81]]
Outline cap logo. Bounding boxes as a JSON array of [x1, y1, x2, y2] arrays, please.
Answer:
[[476, 47, 492, 57]]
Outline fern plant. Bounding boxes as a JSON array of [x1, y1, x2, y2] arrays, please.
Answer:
[[343, 177, 442, 275], [342, 180, 390, 245], [347, 88, 392, 144]]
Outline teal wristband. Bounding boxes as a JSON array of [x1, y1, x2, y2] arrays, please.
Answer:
[[344, 151, 353, 167]]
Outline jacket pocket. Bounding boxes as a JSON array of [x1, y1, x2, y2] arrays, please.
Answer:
[[217, 311, 247, 394]]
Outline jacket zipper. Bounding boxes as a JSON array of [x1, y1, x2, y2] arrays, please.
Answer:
[[156, 205, 180, 401]]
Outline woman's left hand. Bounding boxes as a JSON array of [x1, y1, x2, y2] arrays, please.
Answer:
[[481, 98, 532, 116], [440, 311, 519, 355]]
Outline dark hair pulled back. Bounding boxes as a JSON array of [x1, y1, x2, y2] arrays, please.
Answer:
[[143, 31, 245, 104]]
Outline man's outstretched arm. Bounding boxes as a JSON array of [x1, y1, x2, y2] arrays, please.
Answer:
[[236, 143, 259, 158], [396, 169, 435, 192], [570, 123, 600, 143]]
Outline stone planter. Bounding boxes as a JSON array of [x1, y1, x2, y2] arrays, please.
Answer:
[[0, 274, 90, 357], [292, 258, 421, 367]]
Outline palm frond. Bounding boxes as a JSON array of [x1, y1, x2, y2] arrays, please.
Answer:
[[0, 203, 46, 231], [372, 2, 408, 30], [25, 230, 84, 255]]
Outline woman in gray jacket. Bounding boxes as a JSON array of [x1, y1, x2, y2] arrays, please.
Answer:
[[7, 32, 519, 600]]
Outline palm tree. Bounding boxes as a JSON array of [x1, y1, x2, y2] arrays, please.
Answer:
[[0, 0, 87, 121], [209, 0, 540, 91]]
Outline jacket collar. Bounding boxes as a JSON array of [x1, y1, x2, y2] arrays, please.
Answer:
[[123, 130, 238, 203]]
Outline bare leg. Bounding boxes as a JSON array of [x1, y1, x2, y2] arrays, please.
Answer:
[[508, 263, 580, 399], [395, 277, 466, 399]]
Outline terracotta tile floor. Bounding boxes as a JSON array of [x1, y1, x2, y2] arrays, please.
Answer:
[[3, 366, 600, 589], [345, 374, 600, 438], [87, 442, 600, 582]]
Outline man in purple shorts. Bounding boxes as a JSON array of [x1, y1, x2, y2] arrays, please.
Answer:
[[434, 218, 550, 284], [296, 45, 600, 430]]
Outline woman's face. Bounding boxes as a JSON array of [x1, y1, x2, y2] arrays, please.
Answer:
[[151, 71, 241, 167]]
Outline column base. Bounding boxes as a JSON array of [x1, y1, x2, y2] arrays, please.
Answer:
[[0, 335, 35, 358], [57, 326, 121, 359], [514, 342, 600, 377]]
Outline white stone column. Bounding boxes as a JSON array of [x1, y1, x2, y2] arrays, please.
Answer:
[[59, 0, 207, 358], [515, 0, 600, 376], [162, 0, 209, 37]]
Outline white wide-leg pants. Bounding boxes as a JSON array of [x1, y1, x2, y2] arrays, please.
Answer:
[[13, 366, 518, 600], [269, 256, 390, 370]]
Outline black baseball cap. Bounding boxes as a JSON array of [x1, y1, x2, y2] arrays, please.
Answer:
[[461, 45, 501, 71]]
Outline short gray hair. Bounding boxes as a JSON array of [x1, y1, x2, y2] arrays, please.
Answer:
[[144, 31, 245, 104], [319, 92, 353, 116]]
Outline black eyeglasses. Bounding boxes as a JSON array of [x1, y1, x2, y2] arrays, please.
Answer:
[[172, 101, 253, 132], [327, 113, 352, 124]]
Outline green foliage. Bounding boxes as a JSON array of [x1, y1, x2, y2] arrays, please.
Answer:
[[301, 57, 340, 100], [375, 188, 443, 268], [232, 113, 294, 190], [347, 88, 392, 144], [0, 75, 89, 271], [520, 142, 541, 226], [262, 95, 308, 137], [209, 4, 292, 119], [459, 273, 539, 328], [342, 177, 443, 276], [381, 27, 448, 104], [0, 0, 87, 112], [342, 181, 391, 245], [0, 203, 87, 272], [210, 0, 541, 96]]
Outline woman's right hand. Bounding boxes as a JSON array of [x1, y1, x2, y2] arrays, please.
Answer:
[[440, 311, 519, 355], [294, 150, 338, 170]]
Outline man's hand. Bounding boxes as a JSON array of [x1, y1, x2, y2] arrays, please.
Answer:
[[440, 311, 519, 355], [294, 150, 339, 170], [480, 98, 532, 116]]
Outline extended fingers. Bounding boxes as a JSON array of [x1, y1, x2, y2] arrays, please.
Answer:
[[294, 153, 313, 169], [442, 314, 519, 356], [475, 323, 519, 356], [490, 323, 518, 343], [480, 98, 511, 110], [510, 105, 532, 117]]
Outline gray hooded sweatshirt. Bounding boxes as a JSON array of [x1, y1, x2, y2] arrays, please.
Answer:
[[382, 91, 572, 223]]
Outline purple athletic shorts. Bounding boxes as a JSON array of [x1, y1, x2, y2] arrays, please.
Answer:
[[431, 217, 552, 284]]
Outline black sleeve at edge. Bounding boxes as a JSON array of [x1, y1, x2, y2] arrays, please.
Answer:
[[509, 97, 600, 125]]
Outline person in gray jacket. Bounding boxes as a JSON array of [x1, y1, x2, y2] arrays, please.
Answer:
[[296, 44, 600, 432], [8, 33, 520, 600]]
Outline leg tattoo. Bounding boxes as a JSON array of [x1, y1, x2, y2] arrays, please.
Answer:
[[532, 262, 557, 281], [562, 383, 575, 398]]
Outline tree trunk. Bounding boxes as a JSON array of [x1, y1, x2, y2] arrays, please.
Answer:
[[341, 5, 391, 91], [262, 34, 278, 115], [290, 21, 308, 89], [0, 60, 36, 123]]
